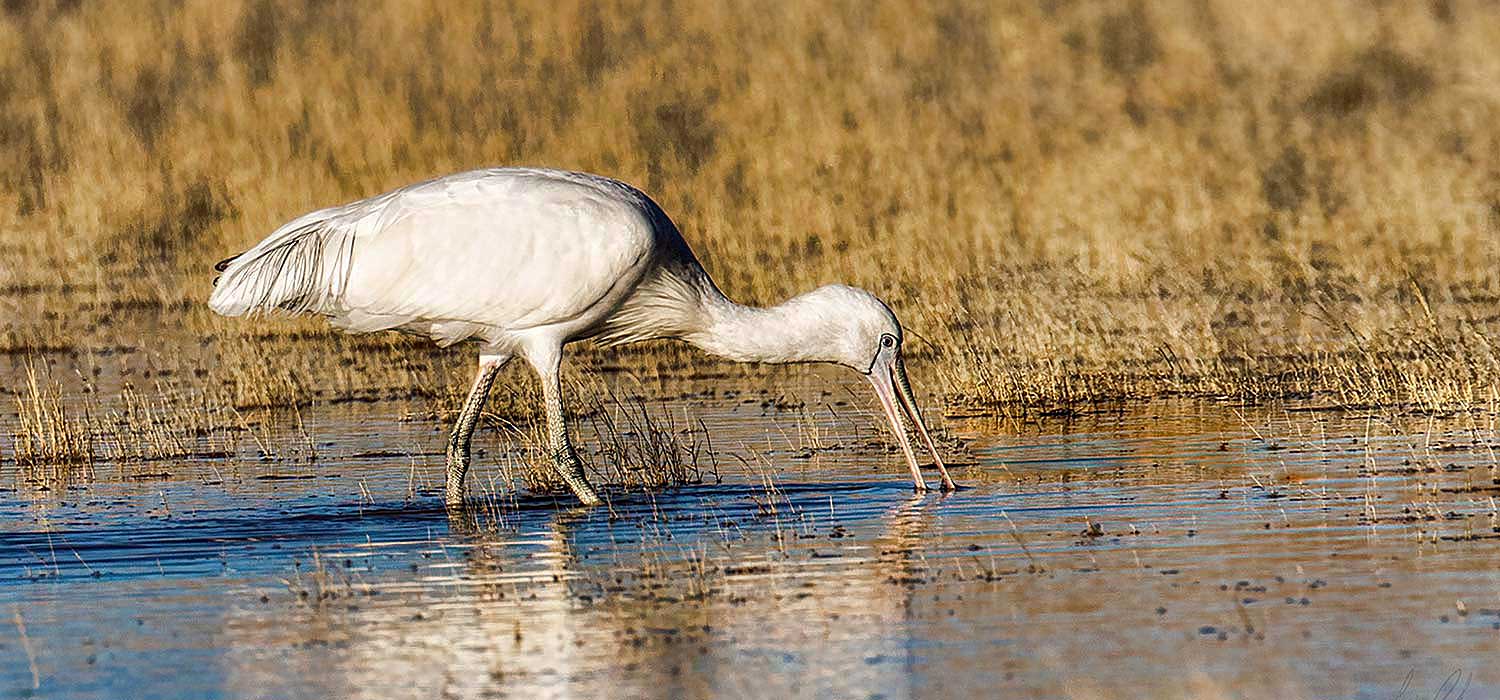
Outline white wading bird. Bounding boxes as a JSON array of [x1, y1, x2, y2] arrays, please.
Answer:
[[209, 168, 955, 507]]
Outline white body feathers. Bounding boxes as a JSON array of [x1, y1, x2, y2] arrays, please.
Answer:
[[210, 168, 712, 353]]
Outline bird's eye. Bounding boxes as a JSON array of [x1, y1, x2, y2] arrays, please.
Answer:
[[880, 334, 895, 349]]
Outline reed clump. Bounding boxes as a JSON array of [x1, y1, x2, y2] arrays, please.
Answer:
[[489, 377, 713, 496], [0, 1, 1496, 415], [578, 386, 715, 491], [92, 382, 237, 463], [11, 362, 93, 482]]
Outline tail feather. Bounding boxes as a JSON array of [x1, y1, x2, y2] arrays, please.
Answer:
[[208, 210, 356, 318]]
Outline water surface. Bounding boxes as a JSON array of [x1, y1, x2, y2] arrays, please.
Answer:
[[3, 375, 1499, 699]]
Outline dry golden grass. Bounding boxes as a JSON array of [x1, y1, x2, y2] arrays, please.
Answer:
[[1, 0, 1499, 416], [92, 381, 237, 463], [11, 362, 92, 482], [472, 375, 714, 497]]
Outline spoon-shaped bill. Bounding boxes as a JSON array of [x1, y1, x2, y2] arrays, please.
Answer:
[[868, 362, 928, 491], [892, 355, 957, 491]]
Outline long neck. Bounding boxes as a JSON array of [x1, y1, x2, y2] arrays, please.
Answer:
[[684, 288, 827, 365]]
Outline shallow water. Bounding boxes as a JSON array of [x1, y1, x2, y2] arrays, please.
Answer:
[[4, 372, 1500, 699]]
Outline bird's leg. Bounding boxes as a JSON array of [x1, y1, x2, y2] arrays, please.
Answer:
[[535, 355, 603, 506], [445, 355, 507, 508]]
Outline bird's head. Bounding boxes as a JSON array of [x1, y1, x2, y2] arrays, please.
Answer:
[[793, 285, 952, 490]]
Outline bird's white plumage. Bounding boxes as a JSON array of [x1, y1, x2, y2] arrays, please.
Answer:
[[211, 168, 702, 352]]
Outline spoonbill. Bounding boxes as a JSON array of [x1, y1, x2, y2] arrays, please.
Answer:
[[209, 167, 955, 507]]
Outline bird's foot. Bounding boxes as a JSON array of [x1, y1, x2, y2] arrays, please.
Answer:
[[553, 449, 602, 506]]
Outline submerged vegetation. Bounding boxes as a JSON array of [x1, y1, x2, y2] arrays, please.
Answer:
[[1, 0, 1499, 439]]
